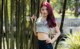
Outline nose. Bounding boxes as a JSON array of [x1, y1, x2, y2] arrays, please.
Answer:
[[43, 10, 47, 13]]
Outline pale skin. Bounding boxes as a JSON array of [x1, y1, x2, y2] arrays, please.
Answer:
[[31, 6, 61, 44]]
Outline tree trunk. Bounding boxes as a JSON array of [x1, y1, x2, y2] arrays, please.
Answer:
[[75, 0, 79, 17], [47, 0, 50, 2], [15, 0, 21, 49], [54, 0, 67, 49], [1, 0, 41, 49], [31, 0, 36, 48], [4, 0, 9, 49], [0, 0, 3, 49], [10, 0, 15, 49]]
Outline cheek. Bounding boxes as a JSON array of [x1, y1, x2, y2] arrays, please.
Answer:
[[40, 10, 48, 16], [46, 11, 48, 15], [40, 10, 43, 14]]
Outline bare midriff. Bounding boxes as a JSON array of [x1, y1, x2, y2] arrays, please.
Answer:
[[37, 32, 50, 40]]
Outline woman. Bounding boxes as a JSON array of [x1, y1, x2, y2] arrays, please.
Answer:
[[31, 1, 61, 49]]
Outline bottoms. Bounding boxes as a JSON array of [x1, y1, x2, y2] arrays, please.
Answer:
[[38, 40, 53, 49]]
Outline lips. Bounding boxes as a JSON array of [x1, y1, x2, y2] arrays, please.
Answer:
[[43, 13, 47, 15]]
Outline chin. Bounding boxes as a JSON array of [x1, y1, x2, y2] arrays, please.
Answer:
[[43, 16, 47, 17], [43, 15, 47, 17]]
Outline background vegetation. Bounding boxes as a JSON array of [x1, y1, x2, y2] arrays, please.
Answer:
[[0, 0, 80, 49]]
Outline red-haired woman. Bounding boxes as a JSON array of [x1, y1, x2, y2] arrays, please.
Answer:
[[31, 1, 61, 49]]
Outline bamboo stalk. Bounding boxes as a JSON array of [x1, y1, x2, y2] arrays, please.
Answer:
[[1, 0, 41, 49], [21, 0, 27, 49], [10, 0, 15, 49], [15, 0, 21, 49], [4, 0, 9, 49], [0, 0, 3, 49]]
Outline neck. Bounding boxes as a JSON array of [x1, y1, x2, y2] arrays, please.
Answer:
[[42, 16, 47, 20]]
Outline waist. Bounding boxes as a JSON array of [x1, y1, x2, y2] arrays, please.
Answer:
[[37, 32, 50, 40]]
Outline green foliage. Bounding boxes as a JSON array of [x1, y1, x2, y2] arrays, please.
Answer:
[[67, 0, 75, 10], [50, 0, 63, 12], [62, 32, 80, 49], [51, 0, 76, 11]]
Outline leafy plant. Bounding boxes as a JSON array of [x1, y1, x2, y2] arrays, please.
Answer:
[[62, 32, 80, 49]]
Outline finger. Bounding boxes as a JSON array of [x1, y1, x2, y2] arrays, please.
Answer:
[[32, 16, 35, 19], [32, 15, 35, 17], [46, 40, 49, 43], [46, 40, 51, 43], [46, 41, 51, 44], [46, 41, 49, 43]]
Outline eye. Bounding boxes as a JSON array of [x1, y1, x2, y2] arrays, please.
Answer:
[[41, 8, 45, 11], [41, 8, 47, 11]]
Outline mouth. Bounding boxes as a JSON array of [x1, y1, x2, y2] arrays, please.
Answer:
[[43, 13, 47, 15]]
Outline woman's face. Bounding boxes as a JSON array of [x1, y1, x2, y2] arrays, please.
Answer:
[[41, 6, 48, 17]]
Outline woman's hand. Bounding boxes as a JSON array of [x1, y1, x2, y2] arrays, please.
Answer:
[[46, 38, 54, 44], [31, 15, 36, 22]]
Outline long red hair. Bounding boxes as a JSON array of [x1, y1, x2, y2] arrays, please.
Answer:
[[40, 2, 56, 28]]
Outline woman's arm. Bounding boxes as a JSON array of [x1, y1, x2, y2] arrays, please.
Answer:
[[46, 24, 61, 44], [51, 24, 61, 43], [31, 15, 37, 36], [33, 23, 37, 36]]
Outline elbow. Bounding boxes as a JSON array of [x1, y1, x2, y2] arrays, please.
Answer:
[[57, 32, 61, 37], [58, 32, 61, 36]]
